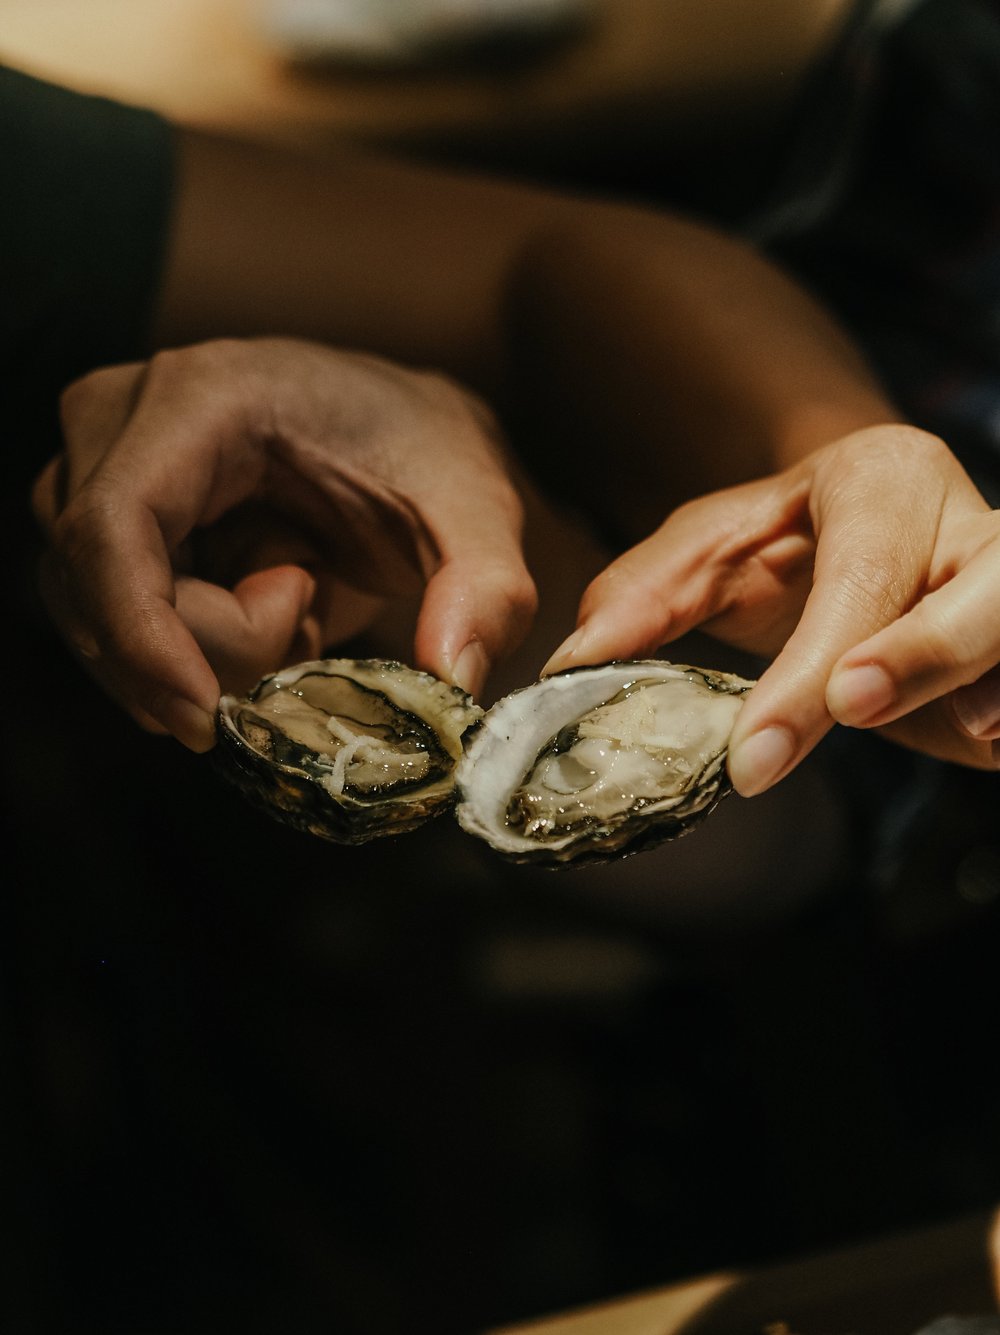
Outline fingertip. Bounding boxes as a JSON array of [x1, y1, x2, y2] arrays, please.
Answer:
[[826, 661, 896, 726], [151, 695, 218, 752], [211, 564, 320, 682], [727, 724, 797, 797], [416, 557, 535, 695], [540, 627, 586, 678], [953, 665, 1000, 739], [540, 612, 645, 678], [235, 563, 317, 616], [449, 639, 490, 698]]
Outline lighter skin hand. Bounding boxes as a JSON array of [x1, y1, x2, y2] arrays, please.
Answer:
[[31, 337, 537, 752], [542, 425, 1000, 792]]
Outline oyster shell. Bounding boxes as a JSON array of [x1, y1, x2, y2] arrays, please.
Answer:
[[215, 657, 483, 844], [453, 660, 754, 866]]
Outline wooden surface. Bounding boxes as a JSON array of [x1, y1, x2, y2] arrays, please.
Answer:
[[487, 1273, 737, 1335], [0, 0, 850, 150], [487, 1208, 1000, 1335]]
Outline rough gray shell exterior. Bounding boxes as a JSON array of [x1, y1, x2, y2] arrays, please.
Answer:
[[215, 657, 483, 845], [453, 660, 755, 867]]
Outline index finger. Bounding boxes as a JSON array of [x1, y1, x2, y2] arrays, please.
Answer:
[[412, 459, 538, 698]]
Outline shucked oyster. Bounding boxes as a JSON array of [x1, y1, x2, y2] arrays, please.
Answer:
[[214, 655, 753, 863], [215, 658, 482, 844], [454, 660, 754, 866]]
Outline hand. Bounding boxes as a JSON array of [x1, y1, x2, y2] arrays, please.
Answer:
[[541, 425, 1000, 793], [32, 337, 537, 751]]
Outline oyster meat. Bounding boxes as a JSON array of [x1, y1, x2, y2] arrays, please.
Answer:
[[215, 657, 483, 844], [453, 660, 754, 866]]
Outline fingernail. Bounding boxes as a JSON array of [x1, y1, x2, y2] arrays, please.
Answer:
[[542, 619, 611, 672], [157, 697, 217, 753], [541, 625, 593, 677], [954, 677, 1000, 739], [728, 725, 796, 797], [451, 640, 489, 698], [827, 663, 896, 725]]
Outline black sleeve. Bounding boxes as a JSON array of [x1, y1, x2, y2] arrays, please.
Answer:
[[1, 64, 176, 444]]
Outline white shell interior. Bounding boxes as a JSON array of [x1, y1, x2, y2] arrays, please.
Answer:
[[455, 662, 751, 856]]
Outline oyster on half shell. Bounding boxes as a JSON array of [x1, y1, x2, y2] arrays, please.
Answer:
[[215, 658, 483, 844], [213, 655, 754, 863], [454, 660, 754, 866]]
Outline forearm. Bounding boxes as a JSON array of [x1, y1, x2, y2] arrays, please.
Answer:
[[152, 129, 572, 398], [153, 129, 901, 540], [504, 213, 902, 543]]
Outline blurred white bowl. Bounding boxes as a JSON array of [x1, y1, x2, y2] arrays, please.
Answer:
[[256, 0, 595, 67]]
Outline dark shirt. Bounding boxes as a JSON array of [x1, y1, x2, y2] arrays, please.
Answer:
[[1, 63, 174, 465], [1, 63, 175, 625], [749, 0, 1000, 503], [735, 0, 1000, 898]]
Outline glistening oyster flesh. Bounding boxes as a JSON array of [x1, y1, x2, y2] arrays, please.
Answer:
[[215, 658, 483, 844], [453, 660, 754, 866]]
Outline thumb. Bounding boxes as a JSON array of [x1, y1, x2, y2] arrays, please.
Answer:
[[177, 564, 320, 697], [414, 550, 538, 700]]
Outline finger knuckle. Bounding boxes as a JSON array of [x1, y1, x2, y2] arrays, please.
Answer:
[[145, 339, 244, 393], [429, 373, 504, 441], [835, 424, 950, 474], [58, 364, 122, 424], [52, 488, 117, 562], [141, 346, 190, 392], [906, 428, 953, 470]]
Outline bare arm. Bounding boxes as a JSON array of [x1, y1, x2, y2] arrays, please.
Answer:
[[503, 215, 898, 537], [152, 126, 895, 478], [153, 133, 564, 399]]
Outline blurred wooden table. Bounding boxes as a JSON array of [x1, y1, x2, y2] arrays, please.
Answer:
[[486, 1208, 1000, 1335], [0, 0, 848, 152]]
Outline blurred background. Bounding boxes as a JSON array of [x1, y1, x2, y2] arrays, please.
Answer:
[[0, 0, 846, 208], [3, 3, 1000, 1334]]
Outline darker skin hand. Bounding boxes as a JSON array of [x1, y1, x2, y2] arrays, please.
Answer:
[[32, 337, 537, 751]]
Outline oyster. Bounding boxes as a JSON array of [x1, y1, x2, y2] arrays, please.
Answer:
[[453, 660, 754, 866], [215, 658, 483, 844]]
